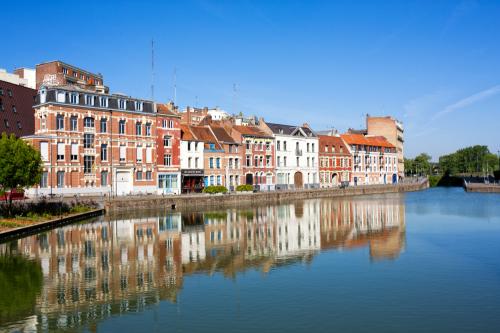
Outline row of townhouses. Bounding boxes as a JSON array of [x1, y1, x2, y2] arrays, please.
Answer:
[[0, 61, 404, 197]]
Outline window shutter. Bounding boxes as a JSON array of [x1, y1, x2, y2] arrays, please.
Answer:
[[57, 143, 65, 155], [71, 144, 78, 155], [40, 142, 49, 160]]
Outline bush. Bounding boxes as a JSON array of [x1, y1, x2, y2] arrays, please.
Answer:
[[202, 185, 228, 194], [236, 184, 253, 192], [428, 175, 441, 187], [0, 200, 99, 219]]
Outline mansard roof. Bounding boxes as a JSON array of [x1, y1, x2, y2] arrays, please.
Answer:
[[266, 122, 316, 137]]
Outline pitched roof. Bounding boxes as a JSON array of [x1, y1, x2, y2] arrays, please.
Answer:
[[157, 103, 180, 118], [340, 133, 394, 148], [190, 126, 218, 143], [180, 124, 196, 141], [233, 125, 272, 138], [210, 126, 236, 143], [266, 122, 316, 137]]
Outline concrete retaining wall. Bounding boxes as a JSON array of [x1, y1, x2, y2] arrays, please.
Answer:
[[465, 183, 500, 193], [105, 180, 429, 213]]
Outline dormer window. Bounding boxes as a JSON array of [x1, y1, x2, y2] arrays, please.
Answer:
[[85, 95, 93, 105], [62, 67, 68, 75], [73, 71, 78, 78], [135, 101, 143, 111], [118, 99, 126, 109], [99, 96, 108, 107], [69, 93, 78, 104]]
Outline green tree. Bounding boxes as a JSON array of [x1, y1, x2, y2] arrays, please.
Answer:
[[0, 133, 42, 216], [414, 153, 432, 175]]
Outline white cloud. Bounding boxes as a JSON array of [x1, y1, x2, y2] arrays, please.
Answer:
[[432, 85, 500, 120]]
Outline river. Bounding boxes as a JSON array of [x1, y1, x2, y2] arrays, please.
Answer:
[[0, 188, 499, 332]]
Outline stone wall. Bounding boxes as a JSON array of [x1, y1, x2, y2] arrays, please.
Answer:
[[105, 179, 429, 213]]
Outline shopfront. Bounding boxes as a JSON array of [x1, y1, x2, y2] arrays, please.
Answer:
[[181, 169, 204, 194]]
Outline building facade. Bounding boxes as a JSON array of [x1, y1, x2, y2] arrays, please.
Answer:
[[341, 133, 398, 186], [209, 125, 243, 190], [231, 125, 275, 190], [156, 103, 181, 194], [366, 115, 404, 180], [179, 125, 204, 193], [318, 135, 351, 187], [25, 86, 158, 196], [0, 78, 36, 137], [262, 121, 319, 189]]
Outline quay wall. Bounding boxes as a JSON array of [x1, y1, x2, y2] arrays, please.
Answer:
[[105, 180, 429, 213], [464, 183, 500, 193]]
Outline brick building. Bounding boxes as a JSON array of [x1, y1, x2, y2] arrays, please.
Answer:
[[231, 125, 275, 190], [366, 115, 404, 180], [0, 77, 37, 137], [318, 135, 352, 187], [35, 60, 108, 93], [340, 133, 398, 186], [24, 85, 158, 196], [156, 103, 182, 194]]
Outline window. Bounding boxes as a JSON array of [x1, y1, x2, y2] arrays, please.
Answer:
[[73, 71, 78, 78], [101, 171, 108, 186], [187, 141, 192, 151], [216, 158, 220, 169], [118, 99, 126, 109], [0, 88, 2, 95], [136, 171, 143, 180], [146, 171, 152, 180], [119, 120, 125, 134], [119, 145, 126, 162], [84, 156, 94, 174], [40, 142, 49, 161], [3, 119, 8, 128], [163, 136, 171, 147], [83, 134, 94, 148], [283, 141, 287, 151], [266, 142, 270, 150], [56, 114, 64, 130], [277, 141, 280, 151], [71, 143, 78, 161], [164, 154, 172, 166], [195, 157, 199, 168], [57, 171, 64, 188], [70, 116, 77, 131], [84, 117, 94, 128], [62, 67, 68, 75], [209, 157, 214, 168], [296, 157, 299, 167], [266, 155, 271, 166], [283, 156, 287, 166], [277, 156, 281, 167], [12, 105, 16, 113], [85, 95, 93, 105], [136, 146, 143, 162], [312, 143, 315, 152], [40, 172, 48, 188], [145, 123, 151, 136], [135, 122, 142, 135], [307, 157, 310, 167], [69, 93, 78, 104], [162, 119, 167, 128], [217, 175, 221, 185], [325, 145, 328, 152], [57, 143, 65, 160], [246, 141, 251, 149], [100, 96, 108, 107], [101, 144, 107, 161], [210, 175, 214, 185], [100, 118, 107, 133], [254, 156, 258, 167], [188, 157, 192, 168], [0, 98, 3, 111], [135, 101, 143, 111], [146, 147, 152, 163], [246, 155, 251, 166], [7, 89, 12, 97]]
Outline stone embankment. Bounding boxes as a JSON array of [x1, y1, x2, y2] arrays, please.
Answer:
[[105, 179, 429, 213], [464, 182, 500, 193]]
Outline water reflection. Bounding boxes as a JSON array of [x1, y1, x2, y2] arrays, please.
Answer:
[[0, 195, 404, 332]]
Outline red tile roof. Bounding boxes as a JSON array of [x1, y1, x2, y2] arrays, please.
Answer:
[[157, 103, 180, 118], [233, 125, 272, 138], [340, 133, 394, 148]]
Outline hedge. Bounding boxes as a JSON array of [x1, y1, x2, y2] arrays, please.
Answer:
[[236, 184, 253, 192], [202, 185, 228, 194]]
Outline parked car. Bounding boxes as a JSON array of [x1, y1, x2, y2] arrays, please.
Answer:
[[0, 188, 26, 201]]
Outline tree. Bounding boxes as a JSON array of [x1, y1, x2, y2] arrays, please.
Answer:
[[0, 133, 42, 216], [414, 153, 432, 175]]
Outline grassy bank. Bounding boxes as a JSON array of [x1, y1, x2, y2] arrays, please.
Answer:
[[0, 200, 99, 232]]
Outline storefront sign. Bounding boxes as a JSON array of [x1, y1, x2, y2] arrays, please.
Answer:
[[181, 169, 204, 176]]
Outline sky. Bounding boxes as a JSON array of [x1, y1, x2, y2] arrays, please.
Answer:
[[2, 0, 499, 159]]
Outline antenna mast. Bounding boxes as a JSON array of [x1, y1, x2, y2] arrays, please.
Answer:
[[151, 39, 155, 101]]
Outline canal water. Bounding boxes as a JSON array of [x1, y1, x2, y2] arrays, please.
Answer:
[[1, 188, 499, 332]]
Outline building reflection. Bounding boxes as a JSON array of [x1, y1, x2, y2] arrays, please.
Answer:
[[1, 196, 404, 331]]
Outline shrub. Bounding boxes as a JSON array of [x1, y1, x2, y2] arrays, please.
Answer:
[[428, 175, 441, 187], [236, 184, 253, 192], [202, 185, 228, 194]]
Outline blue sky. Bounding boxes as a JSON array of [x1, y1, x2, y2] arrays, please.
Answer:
[[2, 0, 499, 159]]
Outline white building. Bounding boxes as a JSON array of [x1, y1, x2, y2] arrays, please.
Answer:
[[0, 68, 36, 88], [262, 121, 319, 189], [180, 125, 205, 193], [207, 107, 230, 121]]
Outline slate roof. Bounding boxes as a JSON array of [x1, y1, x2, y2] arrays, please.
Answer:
[[266, 122, 316, 137]]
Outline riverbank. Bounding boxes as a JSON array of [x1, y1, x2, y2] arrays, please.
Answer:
[[0, 208, 104, 242], [464, 182, 500, 193], [105, 179, 429, 214]]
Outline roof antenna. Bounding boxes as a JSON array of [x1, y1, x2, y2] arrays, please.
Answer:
[[151, 39, 155, 101], [173, 67, 177, 105]]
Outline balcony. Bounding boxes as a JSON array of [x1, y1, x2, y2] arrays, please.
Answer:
[[84, 148, 96, 155]]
